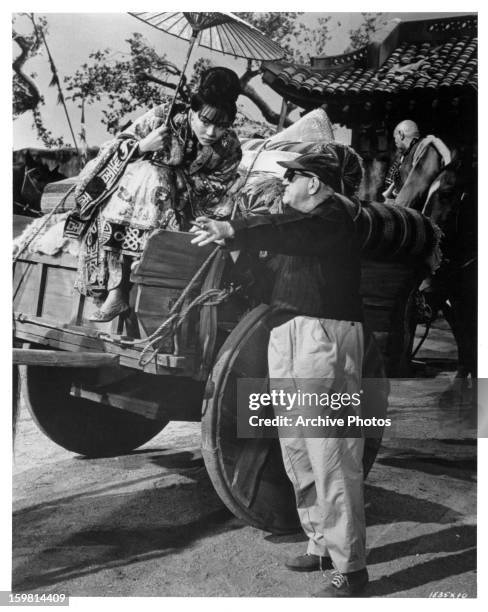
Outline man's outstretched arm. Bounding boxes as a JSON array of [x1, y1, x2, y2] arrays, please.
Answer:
[[190, 210, 348, 257]]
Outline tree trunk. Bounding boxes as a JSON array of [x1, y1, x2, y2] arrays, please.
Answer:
[[241, 82, 293, 128], [12, 33, 41, 113]]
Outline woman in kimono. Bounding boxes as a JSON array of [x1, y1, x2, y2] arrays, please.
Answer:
[[65, 67, 242, 321]]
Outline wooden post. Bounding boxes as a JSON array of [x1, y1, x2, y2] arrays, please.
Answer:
[[277, 98, 289, 133], [35, 263, 47, 317]]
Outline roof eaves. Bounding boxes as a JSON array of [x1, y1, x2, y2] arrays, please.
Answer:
[[310, 13, 477, 73]]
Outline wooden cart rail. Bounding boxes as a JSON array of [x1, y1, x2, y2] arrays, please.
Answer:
[[13, 314, 191, 375], [13, 348, 119, 368]]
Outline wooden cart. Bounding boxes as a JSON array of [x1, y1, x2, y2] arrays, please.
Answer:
[[13, 213, 420, 533]]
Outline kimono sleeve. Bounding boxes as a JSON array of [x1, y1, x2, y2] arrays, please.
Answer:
[[186, 130, 242, 213], [119, 104, 168, 140]]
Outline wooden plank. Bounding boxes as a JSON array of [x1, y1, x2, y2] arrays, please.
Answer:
[[13, 261, 39, 314], [14, 327, 185, 375], [13, 318, 192, 375], [41, 266, 79, 322], [13, 348, 119, 368], [70, 385, 167, 421], [131, 229, 214, 289], [134, 284, 180, 341], [69, 374, 204, 422]]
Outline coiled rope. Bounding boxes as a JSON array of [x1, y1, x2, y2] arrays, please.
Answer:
[[137, 285, 238, 367]]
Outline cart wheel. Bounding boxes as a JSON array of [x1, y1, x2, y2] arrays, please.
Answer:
[[24, 366, 167, 457], [201, 305, 388, 534]]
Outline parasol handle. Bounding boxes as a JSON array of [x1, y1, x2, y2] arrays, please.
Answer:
[[165, 30, 200, 127]]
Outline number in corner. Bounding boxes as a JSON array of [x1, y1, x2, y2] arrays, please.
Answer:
[[8, 592, 67, 604]]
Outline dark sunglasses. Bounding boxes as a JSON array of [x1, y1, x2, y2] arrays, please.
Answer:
[[283, 168, 316, 182]]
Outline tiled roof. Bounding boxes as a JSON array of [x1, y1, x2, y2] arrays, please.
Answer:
[[262, 16, 477, 104]]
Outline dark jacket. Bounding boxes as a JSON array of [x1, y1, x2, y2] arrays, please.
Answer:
[[228, 195, 363, 328]]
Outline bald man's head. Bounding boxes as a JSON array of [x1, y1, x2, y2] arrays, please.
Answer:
[[393, 120, 420, 152]]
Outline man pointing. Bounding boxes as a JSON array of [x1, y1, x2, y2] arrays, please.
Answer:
[[192, 143, 369, 597]]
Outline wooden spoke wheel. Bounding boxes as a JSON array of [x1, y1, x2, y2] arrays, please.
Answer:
[[24, 365, 168, 457], [201, 305, 388, 534]]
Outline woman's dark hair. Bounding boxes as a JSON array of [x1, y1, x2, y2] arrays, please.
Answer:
[[190, 67, 241, 123], [319, 142, 363, 197]]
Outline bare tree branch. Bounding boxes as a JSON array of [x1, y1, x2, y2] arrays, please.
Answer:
[[12, 32, 41, 111], [241, 81, 293, 127], [239, 61, 262, 88], [140, 71, 192, 104], [140, 72, 178, 90]]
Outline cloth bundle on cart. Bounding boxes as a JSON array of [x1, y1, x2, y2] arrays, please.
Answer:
[[235, 108, 441, 271]]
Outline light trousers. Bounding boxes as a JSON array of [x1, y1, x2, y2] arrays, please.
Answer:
[[268, 316, 366, 573]]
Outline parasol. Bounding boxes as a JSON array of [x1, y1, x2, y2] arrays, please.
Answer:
[[130, 12, 285, 124]]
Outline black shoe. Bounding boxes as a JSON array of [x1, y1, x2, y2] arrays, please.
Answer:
[[313, 568, 369, 597], [285, 553, 332, 572]]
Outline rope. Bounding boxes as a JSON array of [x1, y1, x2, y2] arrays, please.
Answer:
[[137, 285, 237, 367]]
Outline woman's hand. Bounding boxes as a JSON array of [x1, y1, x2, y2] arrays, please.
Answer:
[[138, 126, 171, 154], [190, 216, 235, 246]]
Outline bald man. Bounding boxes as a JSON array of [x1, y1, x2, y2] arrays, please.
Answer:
[[383, 120, 421, 200], [393, 119, 420, 153], [383, 120, 451, 209]]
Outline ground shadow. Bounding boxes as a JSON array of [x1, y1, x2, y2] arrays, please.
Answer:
[[12, 464, 243, 592], [73, 447, 169, 459], [15, 450, 206, 517], [364, 484, 464, 526], [264, 532, 306, 544], [367, 524, 476, 565], [148, 452, 204, 469], [366, 548, 476, 597], [440, 439, 476, 446], [264, 483, 471, 549], [376, 455, 476, 482], [13, 506, 243, 593]]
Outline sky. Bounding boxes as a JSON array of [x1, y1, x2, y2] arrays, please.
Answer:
[[11, 10, 470, 150]]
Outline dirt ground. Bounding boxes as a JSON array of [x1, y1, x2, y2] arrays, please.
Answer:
[[12, 321, 477, 598]]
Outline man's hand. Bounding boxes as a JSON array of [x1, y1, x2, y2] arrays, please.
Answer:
[[139, 126, 171, 153], [190, 216, 235, 246]]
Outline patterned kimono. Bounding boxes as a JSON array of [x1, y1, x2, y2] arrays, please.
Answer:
[[66, 103, 242, 297]]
